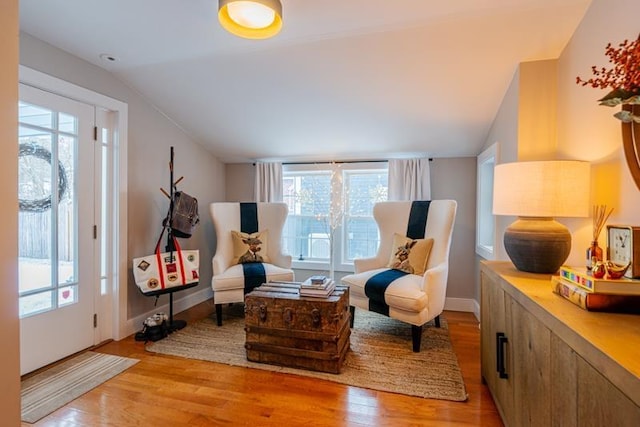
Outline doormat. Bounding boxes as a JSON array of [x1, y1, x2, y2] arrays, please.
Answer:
[[21, 351, 139, 423]]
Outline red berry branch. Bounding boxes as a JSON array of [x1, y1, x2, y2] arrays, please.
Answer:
[[577, 34, 640, 122], [577, 36, 640, 92]]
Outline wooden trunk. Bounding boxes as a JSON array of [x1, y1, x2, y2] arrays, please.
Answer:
[[244, 285, 351, 374]]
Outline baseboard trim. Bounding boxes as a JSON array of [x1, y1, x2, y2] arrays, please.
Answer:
[[444, 297, 479, 316], [472, 299, 480, 321]]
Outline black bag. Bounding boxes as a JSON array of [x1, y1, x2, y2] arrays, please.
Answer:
[[170, 191, 199, 238], [134, 313, 169, 342]]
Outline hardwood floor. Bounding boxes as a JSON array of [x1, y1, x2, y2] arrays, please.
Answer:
[[24, 301, 503, 426]]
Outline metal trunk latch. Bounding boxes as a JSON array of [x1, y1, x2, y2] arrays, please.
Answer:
[[283, 307, 293, 326], [311, 309, 321, 327]]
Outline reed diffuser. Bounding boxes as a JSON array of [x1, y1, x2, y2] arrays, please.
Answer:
[[587, 205, 613, 270]]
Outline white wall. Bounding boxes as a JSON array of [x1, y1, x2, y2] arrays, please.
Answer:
[[518, 60, 559, 161], [19, 33, 226, 322], [431, 157, 478, 303], [557, 0, 640, 255], [481, 66, 520, 266], [0, 0, 22, 424], [226, 163, 255, 201]]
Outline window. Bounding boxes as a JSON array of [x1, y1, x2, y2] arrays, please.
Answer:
[[476, 143, 498, 259], [282, 163, 388, 272]]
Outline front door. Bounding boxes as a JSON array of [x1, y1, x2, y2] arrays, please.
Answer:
[[18, 84, 96, 375]]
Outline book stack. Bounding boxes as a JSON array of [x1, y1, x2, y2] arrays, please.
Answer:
[[551, 266, 640, 313], [558, 266, 640, 295], [254, 281, 301, 294], [299, 275, 336, 298]]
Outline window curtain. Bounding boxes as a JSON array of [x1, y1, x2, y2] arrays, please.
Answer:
[[255, 162, 283, 202], [388, 158, 431, 200]]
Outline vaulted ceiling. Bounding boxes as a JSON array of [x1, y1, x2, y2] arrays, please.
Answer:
[[19, 0, 592, 163]]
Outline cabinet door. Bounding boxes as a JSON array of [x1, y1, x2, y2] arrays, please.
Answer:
[[550, 333, 578, 426], [480, 272, 514, 423], [510, 298, 552, 426], [577, 357, 640, 426]]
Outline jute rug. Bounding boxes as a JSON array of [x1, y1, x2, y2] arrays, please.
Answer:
[[21, 351, 139, 423], [147, 306, 468, 401]]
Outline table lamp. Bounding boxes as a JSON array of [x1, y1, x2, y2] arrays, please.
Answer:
[[493, 160, 590, 274]]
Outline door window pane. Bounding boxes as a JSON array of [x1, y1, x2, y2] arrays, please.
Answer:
[[19, 291, 53, 318], [57, 134, 76, 286], [58, 285, 77, 307], [18, 138, 54, 300], [58, 112, 76, 134], [19, 102, 53, 129], [18, 101, 79, 318]]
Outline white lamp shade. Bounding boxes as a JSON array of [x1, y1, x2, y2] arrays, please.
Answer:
[[493, 160, 590, 218]]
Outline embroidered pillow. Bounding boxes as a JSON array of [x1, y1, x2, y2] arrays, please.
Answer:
[[231, 230, 270, 265], [386, 233, 434, 275]]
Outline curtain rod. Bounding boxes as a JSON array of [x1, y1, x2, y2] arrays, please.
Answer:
[[253, 158, 433, 166]]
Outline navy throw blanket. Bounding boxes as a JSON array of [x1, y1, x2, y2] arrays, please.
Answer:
[[364, 201, 431, 316], [240, 203, 266, 293]]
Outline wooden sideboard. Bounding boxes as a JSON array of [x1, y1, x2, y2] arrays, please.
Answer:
[[480, 261, 640, 426]]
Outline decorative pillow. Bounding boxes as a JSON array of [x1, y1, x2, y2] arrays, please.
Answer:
[[231, 230, 271, 264], [386, 233, 434, 275]]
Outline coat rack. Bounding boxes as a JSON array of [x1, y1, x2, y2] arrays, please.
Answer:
[[160, 147, 184, 251], [144, 146, 198, 332]]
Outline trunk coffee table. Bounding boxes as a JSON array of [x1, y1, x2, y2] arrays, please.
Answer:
[[244, 285, 350, 374]]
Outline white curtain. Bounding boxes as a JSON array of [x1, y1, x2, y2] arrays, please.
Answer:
[[255, 162, 283, 202], [388, 158, 431, 200]]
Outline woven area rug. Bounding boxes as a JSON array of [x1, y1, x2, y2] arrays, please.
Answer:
[[147, 306, 468, 401], [21, 351, 139, 423]]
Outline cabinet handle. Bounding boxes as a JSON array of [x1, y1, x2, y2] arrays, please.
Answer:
[[496, 332, 509, 379]]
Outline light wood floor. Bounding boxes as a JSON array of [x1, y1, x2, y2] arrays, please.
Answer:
[[24, 301, 503, 426]]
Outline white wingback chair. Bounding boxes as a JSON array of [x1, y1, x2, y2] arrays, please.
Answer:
[[210, 202, 294, 325], [341, 200, 457, 352]]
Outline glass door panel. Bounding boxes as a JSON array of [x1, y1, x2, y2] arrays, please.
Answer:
[[18, 84, 96, 375]]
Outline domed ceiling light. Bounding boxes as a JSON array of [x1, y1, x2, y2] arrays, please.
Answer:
[[218, 0, 283, 39]]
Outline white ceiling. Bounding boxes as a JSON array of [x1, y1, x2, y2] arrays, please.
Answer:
[[19, 0, 592, 163]]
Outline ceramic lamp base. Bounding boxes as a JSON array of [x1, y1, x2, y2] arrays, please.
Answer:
[[504, 217, 571, 274]]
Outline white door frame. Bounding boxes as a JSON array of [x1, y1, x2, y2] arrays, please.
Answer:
[[19, 65, 129, 341]]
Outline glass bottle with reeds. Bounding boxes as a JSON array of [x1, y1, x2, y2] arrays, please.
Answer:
[[587, 205, 613, 271]]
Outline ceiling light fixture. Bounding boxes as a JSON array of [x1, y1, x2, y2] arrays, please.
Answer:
[[218, 0, 282, 39]]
